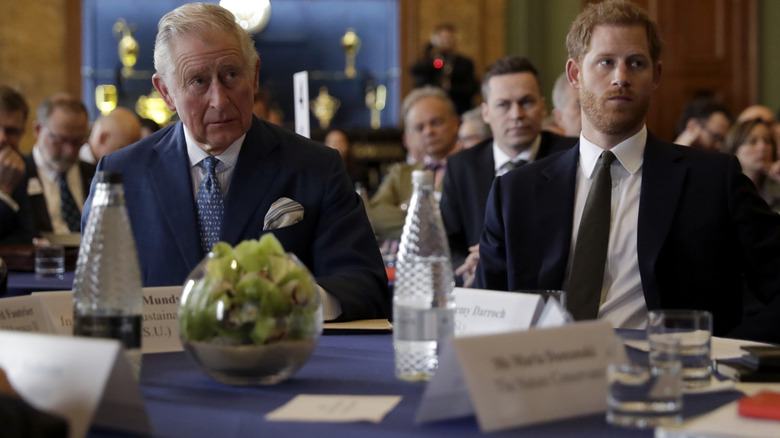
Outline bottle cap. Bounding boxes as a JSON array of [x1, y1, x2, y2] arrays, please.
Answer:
[[95, 171, 123, 184], [412, 170, 434, 185]]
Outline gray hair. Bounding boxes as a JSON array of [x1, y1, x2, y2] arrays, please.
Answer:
[[36, 93, 87, 126], [401, 86, 457, 126], [460, 107, 491, 137], [153, 3, 259, 84], [551, 73, 571, 110]]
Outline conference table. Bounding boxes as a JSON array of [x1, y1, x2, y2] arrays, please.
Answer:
[[5, 271, 74, 297], [88, 331, 746, 438]]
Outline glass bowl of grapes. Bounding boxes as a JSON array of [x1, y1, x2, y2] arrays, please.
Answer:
[[178, 234, 322, 385]]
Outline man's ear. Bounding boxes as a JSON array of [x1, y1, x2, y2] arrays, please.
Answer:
[[652, 61, 663, 89], [33, 121, 42, 140], [566, 58, 581, 89], [253, 58, 261, 95], [152, 73, 177, 112]]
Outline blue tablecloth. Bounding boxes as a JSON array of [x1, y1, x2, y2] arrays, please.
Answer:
[[90, 333, 744, 437], [5, 271, 74, 297]]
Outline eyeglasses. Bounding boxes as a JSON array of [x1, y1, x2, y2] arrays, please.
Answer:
[[43, 126, 84, 148], [700, 125, 725, 143]]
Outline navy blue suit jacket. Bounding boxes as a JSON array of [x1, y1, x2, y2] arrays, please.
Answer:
[[440, 132, 576, 268], [474, 133, 780, 342], [84, 118, 389, 321]]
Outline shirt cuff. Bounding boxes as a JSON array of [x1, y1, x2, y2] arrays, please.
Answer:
[[317, 284, 342, 321], [0, 192, 19, 212]]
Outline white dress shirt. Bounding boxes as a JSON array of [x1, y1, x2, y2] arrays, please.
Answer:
[[565, 126, 647, 329], [182, 126, 343, 320], [493, 135, 541, 176], [31, 146, 87, 234]]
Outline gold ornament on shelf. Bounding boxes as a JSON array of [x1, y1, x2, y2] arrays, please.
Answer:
[[340, 29, 361, 79], [364, 85, 386, 129], [95, 85, 118, 116], [136, 89, 176, 126], [113, 19, 139, 78], [311, 87, 340, 130]]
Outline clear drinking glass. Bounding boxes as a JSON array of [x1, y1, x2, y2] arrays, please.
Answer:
[[606, 336, 683, 428], [34, 245, 65, 279], [648, 310, 713, 389]]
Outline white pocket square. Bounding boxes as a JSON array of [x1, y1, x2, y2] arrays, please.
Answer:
[[263, 197, 304, 230]]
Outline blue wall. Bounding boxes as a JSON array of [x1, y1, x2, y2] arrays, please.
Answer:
[[82, 0, 400, 129]]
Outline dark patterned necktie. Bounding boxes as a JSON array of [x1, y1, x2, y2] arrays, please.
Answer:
[[498, 159, 528, 175], [567, 150, 616, 321], [59, 174, 81, 232], [197, 156, 224, 254]]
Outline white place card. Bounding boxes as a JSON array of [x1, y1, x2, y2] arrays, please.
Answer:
[[0, 295, 53, 333], [0, 330, 149, 438], [266, 395, 402, 423], [452, 320, 627, 433], [293, 70, 310, 138], [453, 287, 542, 336], [32, 286, 185, 353]]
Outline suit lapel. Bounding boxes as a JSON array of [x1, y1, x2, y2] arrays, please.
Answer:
[[222, 119, 281, 244], [637, 135, 686, 309], [147, 124, 202, 265], [536, 146, 579, 287]]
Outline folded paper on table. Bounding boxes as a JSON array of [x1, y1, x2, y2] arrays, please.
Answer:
[[266, 394, 402, 423], [453, 320, 626, 433], [0, 331, 149, 438], [453, 287, 542, 336], [323, 319, 392, 333], [0, 295, 54, 333]]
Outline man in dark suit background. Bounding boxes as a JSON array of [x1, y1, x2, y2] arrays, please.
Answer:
[[474, 0, 780, 343], [410, 23, 479, 115], [83, 3, 388, 322], [25, 93, 95, 236], [0, 85, 35, 243], [440, 57, 575, 286]]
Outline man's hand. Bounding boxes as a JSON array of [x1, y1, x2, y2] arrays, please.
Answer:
[[455, 244, 480, 288], [0, 146, 25, 196]]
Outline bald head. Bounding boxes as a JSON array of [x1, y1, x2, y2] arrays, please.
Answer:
[[88, 107, 142, 160]]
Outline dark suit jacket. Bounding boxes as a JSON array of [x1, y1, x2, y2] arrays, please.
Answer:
[[474, 133, 780, 342], [84, 118, 389, 321], [21, 154, 95, 236], [411, 53, 479, 115], [440, 132, 576, 269], [0, 177, 35, 244]]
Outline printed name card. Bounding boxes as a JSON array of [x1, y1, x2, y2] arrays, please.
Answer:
[[28, 286, 185, 353], [453, 288, 543, 336], [454, 320, 627, 432], [0, 295, 53, 333], [0, 330, 149, 438]]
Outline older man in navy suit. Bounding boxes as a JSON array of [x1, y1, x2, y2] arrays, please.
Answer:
[[82, 3, 388, 322], [474, 0, 780, 342]]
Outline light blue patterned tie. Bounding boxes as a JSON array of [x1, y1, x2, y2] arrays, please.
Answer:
[[197, 156, 224, 254]]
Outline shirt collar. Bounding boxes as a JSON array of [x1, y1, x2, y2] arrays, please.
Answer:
[[423, 155, 447, 169], [493, 135, 541, 172], [184, 125, 244, 170], [579, 126, 646, 178]]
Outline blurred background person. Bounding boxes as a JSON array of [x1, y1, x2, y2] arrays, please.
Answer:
[[457, 107, 491, 149], [79, 107, 142, 164], [25, 93, 94, 235], [139, 117, 161, 138], [723, 118, 780, 210], [550, 72, 582, 137], [674, 96, 732, 150], [323, 128, 369, 193], [0, 85, 35, 243], [410, 23, 479, 115]]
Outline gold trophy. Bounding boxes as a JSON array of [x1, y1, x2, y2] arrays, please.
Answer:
[[340, 29, 361, 79], [113, 19, 139, 78], [95, 85, 118, 116], [311, 87, 340, 130], [364, 85, 386, 129]]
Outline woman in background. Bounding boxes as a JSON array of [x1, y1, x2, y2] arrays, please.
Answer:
[[723, 119, 780, 211]]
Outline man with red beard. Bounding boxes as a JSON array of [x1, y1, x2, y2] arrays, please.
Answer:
[[473, 0, 780, 344]]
